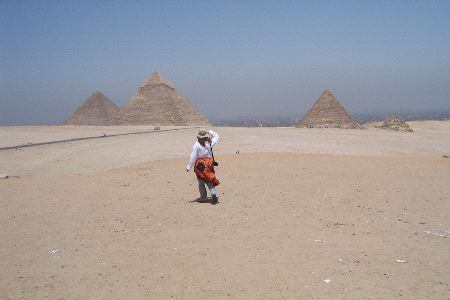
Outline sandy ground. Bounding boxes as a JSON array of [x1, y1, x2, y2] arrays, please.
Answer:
[[1, 121, 449, 299]]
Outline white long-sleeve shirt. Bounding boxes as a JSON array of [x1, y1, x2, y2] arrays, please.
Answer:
[[186, 130, 219, 171]]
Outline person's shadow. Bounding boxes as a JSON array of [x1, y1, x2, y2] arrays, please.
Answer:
[[187, 197, 219, 204]]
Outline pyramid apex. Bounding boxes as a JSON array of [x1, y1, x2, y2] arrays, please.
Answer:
[[91, 90, 105, 97], [322, 89, 333, 95], [142, 71, 173, 88]]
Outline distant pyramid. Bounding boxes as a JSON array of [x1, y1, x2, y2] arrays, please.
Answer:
[[111, 71, 209, 126], [379, 115, 413, 132], [297, 90, 360, 129], [65, 91, 119, 125]]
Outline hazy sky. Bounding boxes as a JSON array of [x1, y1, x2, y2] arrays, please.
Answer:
[[1, 0, 449, 125]]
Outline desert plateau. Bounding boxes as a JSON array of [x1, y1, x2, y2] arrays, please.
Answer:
[[1, 122, 449, 299]]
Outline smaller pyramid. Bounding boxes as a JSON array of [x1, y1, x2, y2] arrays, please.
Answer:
[[379, 115, 413, 132], [111, 71, 209, 126], [297, 90, 360, 129], [65, 91, 119, 125]]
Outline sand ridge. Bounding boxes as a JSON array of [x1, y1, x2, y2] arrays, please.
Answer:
[[1, 122, 449, 178]]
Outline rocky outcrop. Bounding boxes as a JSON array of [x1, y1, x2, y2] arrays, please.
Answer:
[[297, 90, 360, 129], [111, 71, 209, 126], [65, 91, 119, 125]]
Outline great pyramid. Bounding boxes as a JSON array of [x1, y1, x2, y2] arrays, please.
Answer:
[[65, 91, 119, 125], [111, 71, 209, 126], [297, 90, 360, 129]]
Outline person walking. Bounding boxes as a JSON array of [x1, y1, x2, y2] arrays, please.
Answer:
[[186, 129, 220, 205]]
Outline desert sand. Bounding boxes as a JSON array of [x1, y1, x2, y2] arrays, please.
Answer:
[[1, 121, 449, 299]]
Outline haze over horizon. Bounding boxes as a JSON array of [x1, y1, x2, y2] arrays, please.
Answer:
[[1, 0, 449, 125]]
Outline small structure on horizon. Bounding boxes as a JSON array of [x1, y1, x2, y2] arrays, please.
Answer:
[[111, 71, 209, 126], [378, 115, 413, 132], [64, 91, 119, 125], [297, 90, 360, 129]]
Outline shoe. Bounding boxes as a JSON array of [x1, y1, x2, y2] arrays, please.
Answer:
[[211, 195, 218, 205]]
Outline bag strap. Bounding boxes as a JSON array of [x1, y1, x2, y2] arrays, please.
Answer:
[[205, 140, 217, 163], [210, 146, 216, 163]]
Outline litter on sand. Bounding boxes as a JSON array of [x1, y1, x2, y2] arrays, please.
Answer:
[[0, 174, 20, 179], [424, 230, 447, 237], [395, 259, 407, 263], [323, 279, 331, 283], [50, 249, 60, 255], [314, 240, 327, 243]]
